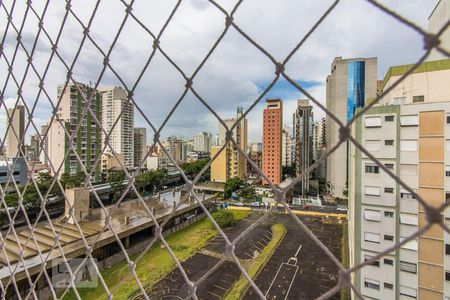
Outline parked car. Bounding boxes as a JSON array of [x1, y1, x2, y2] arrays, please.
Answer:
[[234, 202, 244, 206], [336, 206, 348, 212], [251, 202, 260, 207]]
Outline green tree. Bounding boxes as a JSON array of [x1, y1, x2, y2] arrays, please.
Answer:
[[60, 171, 86, 189], [238, 186, 255, 200], [182, 159, 209, 181], [212, 209, 235, 228], [224, 177, 244, 199], [135, 168, 168, 195]]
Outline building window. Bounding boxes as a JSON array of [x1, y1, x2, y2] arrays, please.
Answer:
[[384, 258, 393, 265], [385, 115, 394, 122], [400, 140, 418, 151], [384, 211, 394, 218], [400, 213, 418, 226], [399, 286, 417, 298], [446, 166, 450, 177], [400, 115, 418, 126], [365, 164, 379, 174], [384, 283, 394, 290], [364, 255, 380, 267], [400, 261, 417, 274], [385, 140, 394, 146], [412, 95, 424, 103], [364, 232, 380, 244], [365, 186, 381, 196], [400, 237, 418, 251], [446, 244, 450, 255], [385, 163, 394, 170], [364, 210, 381, 222], [365, 117, 382, 128], [447, 116, 450, 124], [384, 235, 394, 241], [364, 278, 380, 290], [384, 187, 394, 194], [401, 191, 416, 200]]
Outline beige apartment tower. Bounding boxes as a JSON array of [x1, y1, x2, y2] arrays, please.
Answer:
[[6, 105, 25, 158], [348, 58, 450, 299], [210, 107, 247, 183]]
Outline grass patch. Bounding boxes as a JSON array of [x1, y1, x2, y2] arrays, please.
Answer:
[[224, 223, 286, 300], [64, 209, 250, 300], [340, 221, 350, 300]]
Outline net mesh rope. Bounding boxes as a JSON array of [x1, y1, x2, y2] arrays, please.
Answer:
[[0, 0, 449, 299]]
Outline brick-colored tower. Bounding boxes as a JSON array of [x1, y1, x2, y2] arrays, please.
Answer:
[[263, 99, 283, 185]]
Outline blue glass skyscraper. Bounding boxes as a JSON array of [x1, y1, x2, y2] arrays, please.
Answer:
[[347, 61, 366, 121]]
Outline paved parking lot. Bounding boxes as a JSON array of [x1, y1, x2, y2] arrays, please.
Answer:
[[145, 212, 344, 299]]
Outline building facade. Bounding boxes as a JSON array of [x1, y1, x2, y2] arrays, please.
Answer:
[[428, 0, 450, 61], [6, 105, 25, 159], [349, 59, 450, 300], [0, 157, 28, 186], [193, 132, 212, 153], [48, 83, 102, 181], [100, 87, 134, 169], [39, 124, 49, 165], [133, 128, 147, 168], [282, 126, 293, 167], [313, 117, 327, 179], [263, 99, 283, 185], [293, 99, 313, 195], [210, 107, 247, 182], [326, 57, 377, 198]]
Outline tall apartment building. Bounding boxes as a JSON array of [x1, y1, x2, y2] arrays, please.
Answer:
[[293, 99, 313, 194], [100, 87, 134, 169], [348, 59, 450, 299], [282, 126, 293, 167], [312, 117, 326, 161], [6, 105, 25, 158], [326, 57, 377, 198], [184, 138, 194, 159], [39, 124, 49, 165], [263, 99, 283, 185], [133, 128, 146, 167], [210, 107, 247, 182], [428, 0, 450, 61], [165, 136, 184, 162], [48, 83, 102, 180], [313, 117, 327, 179], [250, 142, 262, 153], [193, 132, 212, 153], [28, 134, 40, 162]]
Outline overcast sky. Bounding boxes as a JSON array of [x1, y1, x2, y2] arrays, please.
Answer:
[[0, 0, 440, 145]]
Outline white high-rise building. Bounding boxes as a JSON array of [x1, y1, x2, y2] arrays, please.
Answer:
[[193, 132, 212, 153], [281, 126, 292, 167], [100, 87, 134, 169]]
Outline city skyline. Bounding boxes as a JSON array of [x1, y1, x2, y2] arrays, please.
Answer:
[[0, 1, 437, 146], [0, 1, 449, 299]]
